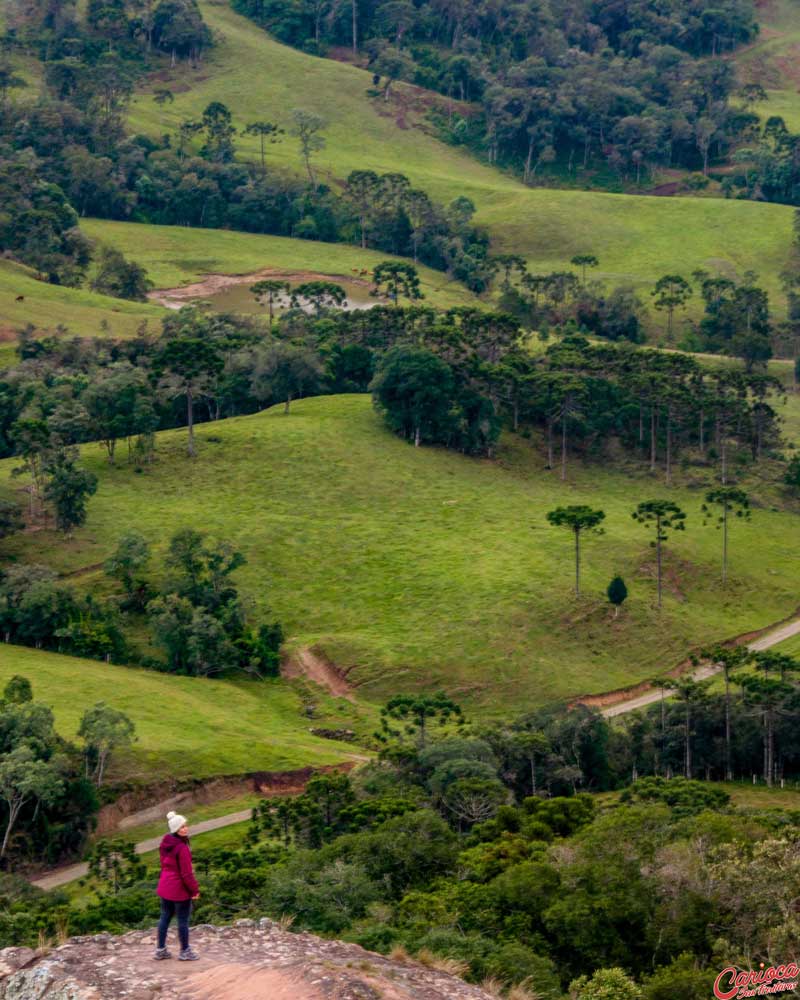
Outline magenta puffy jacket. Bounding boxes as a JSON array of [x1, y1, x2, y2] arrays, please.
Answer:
[[156, 833, 199, 902]]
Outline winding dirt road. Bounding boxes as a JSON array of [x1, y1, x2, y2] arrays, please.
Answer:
[[31, 809, 254, 891], [601, 615, 800, 718]]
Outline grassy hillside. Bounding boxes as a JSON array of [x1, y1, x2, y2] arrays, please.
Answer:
[[0, 259, 165, 364], [120, 0, 796, 311], [5, 0, 797, 339], [735, 0, 800, 131], [80, 220, 478, 309], [3, 394, 800, 713], [0, 645, 364, 780]]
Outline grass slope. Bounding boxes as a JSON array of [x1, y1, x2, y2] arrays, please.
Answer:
[[3, 394, 800, 713], [0, 645, 363, 781], [0, 260, 165, 364], [122, 0, 796, 309], [80, 220, 478, 309], [735, 0, 800, 131]]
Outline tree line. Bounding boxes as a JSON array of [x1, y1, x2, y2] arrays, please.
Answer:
[[0, 296, 787, 474], [0, 526, 283, 675]]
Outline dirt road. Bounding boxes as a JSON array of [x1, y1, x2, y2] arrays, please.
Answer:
[[602, 616, 800, 718], [31, 809, 254, 891]]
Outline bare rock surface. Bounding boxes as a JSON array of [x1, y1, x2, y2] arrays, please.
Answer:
[[0, 920, 494, 1000]]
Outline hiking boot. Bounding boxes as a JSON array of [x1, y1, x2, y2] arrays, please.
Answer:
[[178, 948, 200, 961], [153, 948, 172, 960]]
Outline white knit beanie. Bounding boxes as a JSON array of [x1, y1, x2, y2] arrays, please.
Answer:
[[167, 811, 187, 834]]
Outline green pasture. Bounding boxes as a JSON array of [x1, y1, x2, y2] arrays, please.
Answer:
[[736, 0, 800, 132], [0, 259, 165, 358], [2, 394, 799, 713], [0, 645, 363, 781], [80, 220, 478, 309]]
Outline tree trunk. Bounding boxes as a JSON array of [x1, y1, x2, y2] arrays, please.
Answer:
[[766, 709, 774, 787], [699, 406, 705, 456], [352, 0, 357, 54], [722, 501, 729, 584], [0, 800, 22, 858], [721, 432, 727, 485], [561, 408, 567, 481], [524, 136, 534, 184], [665, 408, 672, 484], [650, 408, 656, 471], [186, 387, 195, 458], [656, 530, 663, 609], [684, 701, 691, 778], [724, 668, 732, 781]]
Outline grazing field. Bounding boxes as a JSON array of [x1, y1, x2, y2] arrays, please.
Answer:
[[80, 220, 478, 309], [0, 645, 364, 781], [3, 394, 799, 713], [4, 0, 797, 340], [0, 259, 165, 361], [120, 0, 796, 311]]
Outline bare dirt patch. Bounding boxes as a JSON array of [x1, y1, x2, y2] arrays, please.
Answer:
[[283, 646, 355, 700], [148, 267, 382, 311]]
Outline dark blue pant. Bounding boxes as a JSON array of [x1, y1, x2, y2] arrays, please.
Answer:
[[157, 898, 191, 951]]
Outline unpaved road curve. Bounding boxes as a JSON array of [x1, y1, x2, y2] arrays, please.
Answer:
[[602, 616, 800, 718], [31, 809, 254, 891]]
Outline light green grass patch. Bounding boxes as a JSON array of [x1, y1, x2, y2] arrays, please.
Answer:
[[734, 0, 800, 132], [772, 632, 800, 658], [80, 220, 478, 309], [3, 395, 800, 714], [0, 259, 165, 350], [0, 645, 364, 780]]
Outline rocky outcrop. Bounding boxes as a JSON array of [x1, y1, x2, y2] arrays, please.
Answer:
[[0, 920, 495, 999]]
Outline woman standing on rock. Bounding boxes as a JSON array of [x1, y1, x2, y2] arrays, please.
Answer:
[[153, 811, 200, 961]]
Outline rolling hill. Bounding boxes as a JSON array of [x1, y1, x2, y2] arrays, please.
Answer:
[[3, 0, 797, 342], [3, 394, 800, 714], [79, 220, 479, 309], [0, 259, 165, 363], [0, 644, 364, 781]]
